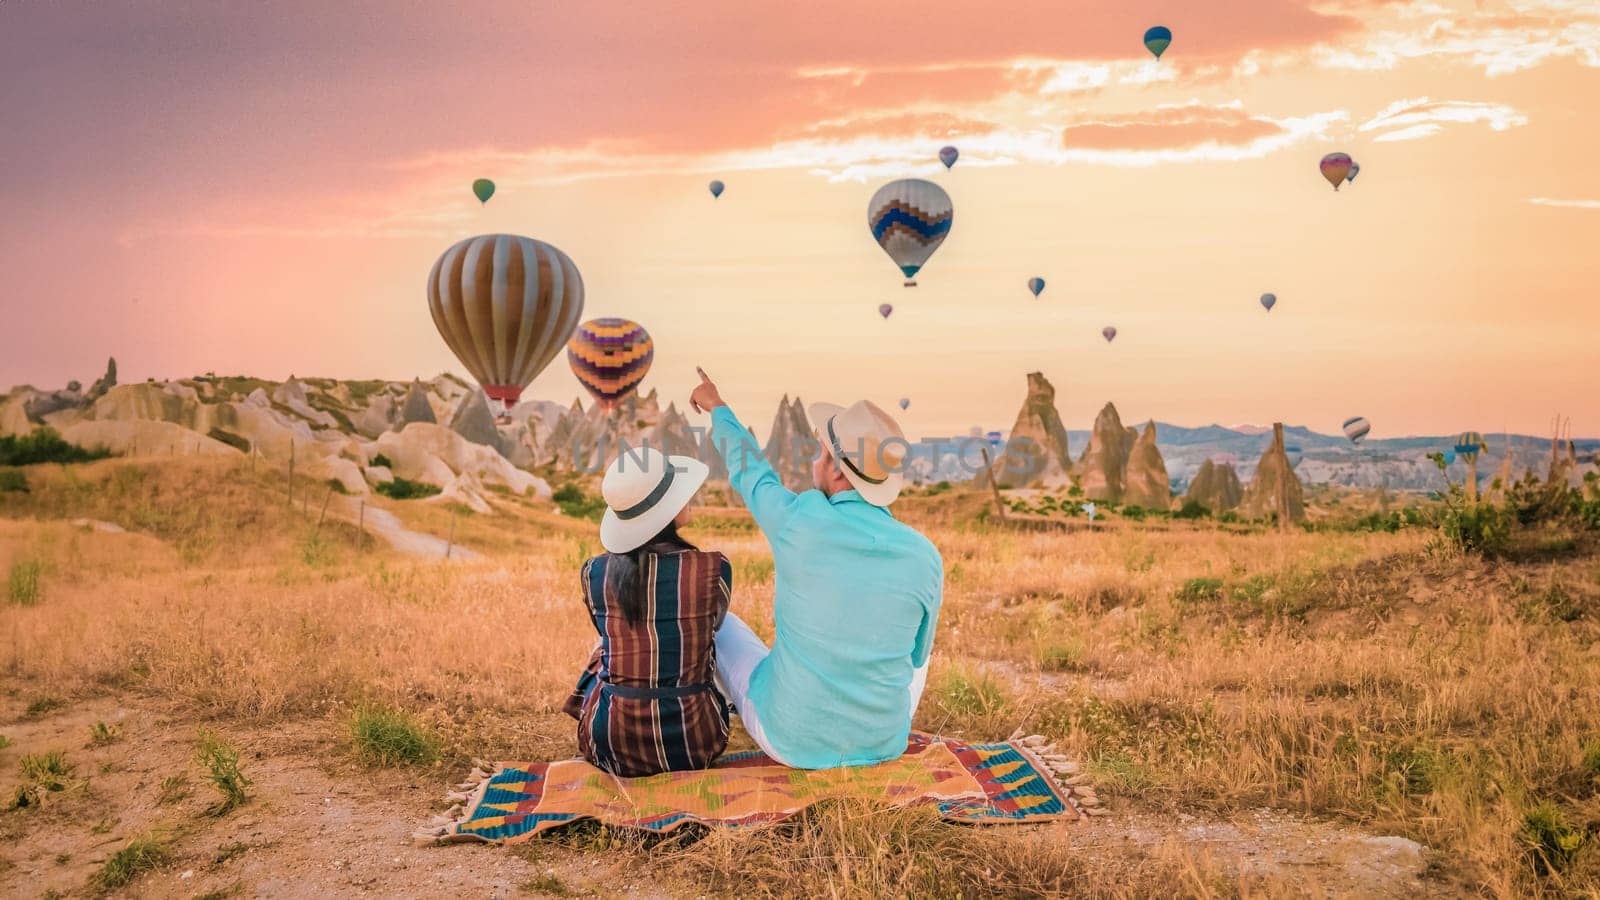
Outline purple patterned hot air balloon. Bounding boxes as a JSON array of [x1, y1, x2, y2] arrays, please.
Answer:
[[567, 318, 654, 413], [1320, 153, 1353, 191]]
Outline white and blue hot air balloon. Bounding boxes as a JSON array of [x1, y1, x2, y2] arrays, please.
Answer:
[[868, 179, 953, 287]]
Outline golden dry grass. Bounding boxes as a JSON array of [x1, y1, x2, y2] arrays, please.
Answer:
[[2, 456, 1598, 897]]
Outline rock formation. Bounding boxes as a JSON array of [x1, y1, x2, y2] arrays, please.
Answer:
[[764, 395, 817, 491], [1182, 458, 1242, 512], [447, 389, 508, 456], [1239, 423, 1305, 525], [982, 372, 1072, 488], [399, 380, 437, 426], [84, 357, 117, 404], [1075, 402, 1134, 501], [1123, 421, 1172, 509], [373, 423, 547, 497], [271, 378, 339, 429]]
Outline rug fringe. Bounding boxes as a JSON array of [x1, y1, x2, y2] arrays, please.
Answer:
[[412, 760, 499, 847], [1008, 734, 1105, 823]]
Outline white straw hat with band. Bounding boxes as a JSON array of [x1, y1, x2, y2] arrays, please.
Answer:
[[805, 399, 908, 507], [598, 447, 710, 553]]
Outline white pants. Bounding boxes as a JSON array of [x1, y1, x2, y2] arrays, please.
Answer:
[[713, 613, 929, 768]]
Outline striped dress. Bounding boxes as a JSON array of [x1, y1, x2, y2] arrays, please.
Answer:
[[562, 549, 732, 776]]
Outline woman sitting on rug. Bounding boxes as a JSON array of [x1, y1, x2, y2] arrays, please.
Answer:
[[561, 446, 731, 776]]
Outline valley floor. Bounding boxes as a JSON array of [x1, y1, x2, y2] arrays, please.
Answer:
[[3, 457, 1598, 897]]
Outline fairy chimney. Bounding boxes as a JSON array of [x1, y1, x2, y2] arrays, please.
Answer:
[[1239, 422, 1305, 526]]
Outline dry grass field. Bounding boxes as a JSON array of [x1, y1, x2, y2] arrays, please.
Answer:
[[3, 456, 1598, 897]]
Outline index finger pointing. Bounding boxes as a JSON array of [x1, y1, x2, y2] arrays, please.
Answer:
[[696, 367, 711, 384]]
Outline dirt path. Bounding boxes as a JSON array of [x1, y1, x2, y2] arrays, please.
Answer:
[[326, 496, 479, 561]]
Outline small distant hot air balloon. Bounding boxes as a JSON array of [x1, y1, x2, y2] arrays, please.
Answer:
[[1320, 153, 1354, 191], [986, 431, 1004, 451], [472, 179, 496, 205], [1347, 162, 1361, 183], [868, 179, 953, 287], [899, 398, 910, 411], [1454, 431, 1485, 464], [1260, 292, 1277, 312], [878, 303, 894, 320], [939, 146, 959, 169], [1342, 416, 1372, 444], [567, 318, 655, 413], [1028, 277, 1046, 297], [1102, 326, 1118, 343], [708, 180, 725, 199], [1442, 449, 1458, 466], [427, 234, 584, 415], [1143, 26, 1172, 60]]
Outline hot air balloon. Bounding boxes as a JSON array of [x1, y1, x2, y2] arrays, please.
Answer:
[[1260, 292, 1277, 312], [1347, 162, 1361, 183], [939, 146, 959, 169], [708, 180, 725, 199], [1320, 153, 1353, 191], [868, 179, 953, 287], [1454, 431, 1485, 464], [1285, 445, 1304, 468], [899, 398, 910, 411], [1028, 277, 1046, 297], [427, 234, 584, 415], [1442, 449, 1457, 466], [1342, 416, 1372, 444], [986, 431, 1004, 451], [567, 318, 654, 413], [472, 179, 495, 205], [1102, 326, 1118, 343], [878, 303, 894, 320], [1143, 26, 1172, 60]]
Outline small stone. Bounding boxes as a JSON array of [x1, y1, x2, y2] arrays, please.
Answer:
[[180, 870, 194, 880]]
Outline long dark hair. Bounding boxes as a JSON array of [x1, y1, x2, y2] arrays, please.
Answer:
[[604, 521, 696, 623]]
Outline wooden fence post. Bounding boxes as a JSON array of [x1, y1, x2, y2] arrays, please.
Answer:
[[445, 512, 457, 560], [287, 440, 295, 508], [357, 500, 366, 552]]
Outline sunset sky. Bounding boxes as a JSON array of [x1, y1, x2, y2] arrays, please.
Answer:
[[2, 0, 1597, 439]]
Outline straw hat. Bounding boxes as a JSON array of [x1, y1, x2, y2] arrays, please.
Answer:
[[598, 447, 709, 553], [805, 400, 908, 507]]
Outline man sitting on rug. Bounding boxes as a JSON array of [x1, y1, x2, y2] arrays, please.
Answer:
[[689, 368, 943, 769]]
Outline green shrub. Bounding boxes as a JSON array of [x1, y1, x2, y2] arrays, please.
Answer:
[[7, 558, 42, 605], [349, 705, 440, 767], [553, 484, 606, 521], [0, 427, 111, 466], [1175, 577, 1224, 604], [1173, 499, 1210, 520], [0, 468, 28, 493], [88, 721, 122, 747], [1520, 800, 1585, 875], [369, 453, 393, 469], [931, 665, 1009, 720], [375, 477, 441, 500], [195, 728, 251, 815], [93, 832, 171, 891], [206, 428, 252, 453]]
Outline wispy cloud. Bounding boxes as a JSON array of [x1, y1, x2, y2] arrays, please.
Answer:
[[1359, 97, 1527, 142], [1529, 197, 1600, 208], [1313, 0, 1600, 76]]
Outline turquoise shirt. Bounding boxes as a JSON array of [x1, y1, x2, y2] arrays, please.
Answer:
[[711, 406, 943, 768]]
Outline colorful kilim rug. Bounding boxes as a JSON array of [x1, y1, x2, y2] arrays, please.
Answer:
[[414, 732, 1099, 846]]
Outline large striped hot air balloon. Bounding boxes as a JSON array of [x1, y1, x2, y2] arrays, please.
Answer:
[[868, 179, 953, 287], [567, 318, 654, 413], [427, 234, 584, 414], [1342, 416, 1372, 444], [1320, 153, 1354, 191], [1454, 431, 1485, 465]]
